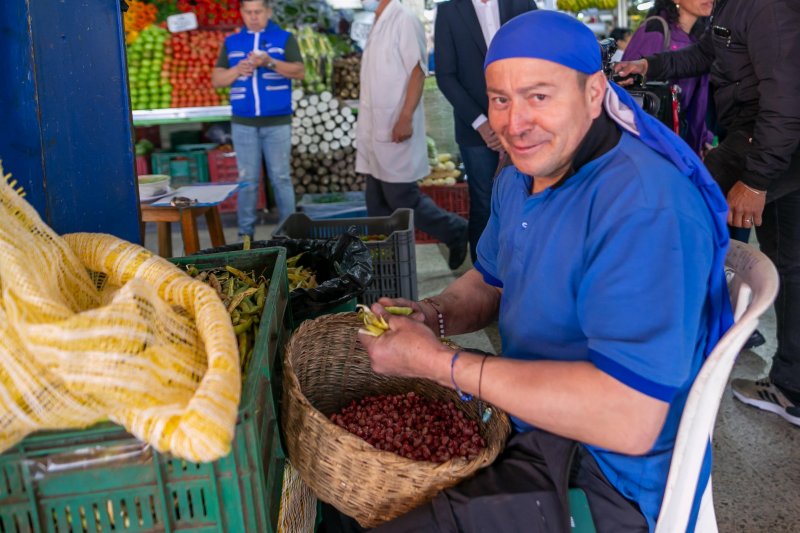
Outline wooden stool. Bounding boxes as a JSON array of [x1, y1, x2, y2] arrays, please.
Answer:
[[140, 204, 226, 257]]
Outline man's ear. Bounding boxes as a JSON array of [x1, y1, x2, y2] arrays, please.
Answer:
[[586, 71, 607, 119]]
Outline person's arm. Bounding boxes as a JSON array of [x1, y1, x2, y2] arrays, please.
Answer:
[[391, 64, 425, 143], [621, 23, 667, 61], [433, 7, 488, 131], [211, 43, 252, 88], [247, 34, 305, 80], [615, 28, 714, 82], [724, 3, 800, 228], [362, 311, 668, 455], [645, 27, 715, 80], [741, 3, 800, 190], [375, 268, 502, 335], [390, 13, 428, 143], [248, 54, 305, 79], [363, 195, 714, 455], [433, 7, 503, 150]]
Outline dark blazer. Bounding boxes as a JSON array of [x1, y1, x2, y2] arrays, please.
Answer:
[[434, 0, 536, 147]]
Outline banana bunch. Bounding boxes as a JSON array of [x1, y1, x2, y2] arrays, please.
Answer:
[[357, 304, 413, 337], [558, 0, 617, 12]]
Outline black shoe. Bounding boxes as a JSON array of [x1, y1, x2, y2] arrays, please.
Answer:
[[447, 233, 468, 270], [743, 329, 766, 350]]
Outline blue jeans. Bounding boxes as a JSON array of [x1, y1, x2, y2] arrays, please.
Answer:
[[231, 122, 295, 237], [460, 144, 500, 263]]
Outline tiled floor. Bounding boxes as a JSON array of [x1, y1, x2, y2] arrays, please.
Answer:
[[144, 218, 798, 532]]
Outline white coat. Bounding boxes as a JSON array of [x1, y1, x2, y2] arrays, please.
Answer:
[[355, 1, 430, 184]]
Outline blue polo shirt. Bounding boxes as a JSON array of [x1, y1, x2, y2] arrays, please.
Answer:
[[475, 132, 717, 530]]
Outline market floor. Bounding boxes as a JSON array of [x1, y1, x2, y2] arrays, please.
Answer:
[[142, 218, 799, 532]]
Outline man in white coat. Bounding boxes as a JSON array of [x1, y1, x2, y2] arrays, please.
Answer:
[[356, 0, 468, 270]]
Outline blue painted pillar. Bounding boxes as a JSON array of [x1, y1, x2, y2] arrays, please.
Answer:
[[0, 0, 141, 243]]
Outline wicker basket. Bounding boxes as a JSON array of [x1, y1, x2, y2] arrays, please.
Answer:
[[282, 313, 511, 528]]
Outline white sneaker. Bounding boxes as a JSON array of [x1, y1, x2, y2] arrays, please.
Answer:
[[731, 378, 800, 427]]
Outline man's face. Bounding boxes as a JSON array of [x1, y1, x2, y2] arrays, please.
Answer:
[[240, 1, 271, 32], [486, 58, 605, 181]]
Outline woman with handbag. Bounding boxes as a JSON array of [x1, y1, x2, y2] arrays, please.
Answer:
[[622, 0, 714, 155]]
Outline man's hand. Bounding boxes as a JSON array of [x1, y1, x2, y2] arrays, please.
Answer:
[[612, 59, 648, 86], [235, 59, 255, 77], [247, 51, 272, 68], [392, 114, 413, 143], [375, 297, 427, 324], [358, 304, 449, 379], [476, 121, 504, 152], [727, 181, 767, 228]]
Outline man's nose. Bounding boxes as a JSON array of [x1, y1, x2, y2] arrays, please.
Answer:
[[506, 102, 531, 137]]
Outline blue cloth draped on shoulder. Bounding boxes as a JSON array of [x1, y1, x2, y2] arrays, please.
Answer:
[[485, 9, 733, 355], [483, 10, 733, 532]]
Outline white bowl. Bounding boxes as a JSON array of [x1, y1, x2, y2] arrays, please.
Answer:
[[138, 174, 170, 198]]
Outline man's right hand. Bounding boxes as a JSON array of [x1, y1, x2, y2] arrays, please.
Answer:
[[612, 59, 648, 86], [477, 121, 504, 152], [235, 59, 255, 78], [375, 297, 427, 324]]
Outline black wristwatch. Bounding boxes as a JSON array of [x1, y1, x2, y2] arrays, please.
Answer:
[[266, 60, 276, 70]]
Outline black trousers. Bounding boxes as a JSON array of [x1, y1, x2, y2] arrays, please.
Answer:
[[365, 176, 467, 249], [321, 430, 647, 533], [705, 131, 800, 398]]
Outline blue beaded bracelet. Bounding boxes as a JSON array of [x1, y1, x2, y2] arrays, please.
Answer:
[[450, 351, 473, 402]]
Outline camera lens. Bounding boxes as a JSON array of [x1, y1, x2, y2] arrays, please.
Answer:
[[642, 93, 661, 116]]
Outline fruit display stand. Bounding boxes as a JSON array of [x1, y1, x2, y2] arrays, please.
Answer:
[[0, 247, 290, 533]]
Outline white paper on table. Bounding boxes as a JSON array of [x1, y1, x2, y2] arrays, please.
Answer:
[[150, 184, 241, 207]]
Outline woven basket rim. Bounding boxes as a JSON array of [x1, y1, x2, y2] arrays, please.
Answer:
[[283, 313, 508, 468], [284, 364, 491, 469], [281, 312, 512, 527]]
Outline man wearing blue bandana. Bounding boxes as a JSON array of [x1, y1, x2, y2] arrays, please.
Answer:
[[359, 10, 732, 533]]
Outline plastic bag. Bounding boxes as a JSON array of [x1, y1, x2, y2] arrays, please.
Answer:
[[195, 231, 373, 321]]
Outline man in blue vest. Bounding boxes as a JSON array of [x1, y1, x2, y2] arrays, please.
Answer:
[[212, 0, 304, 240]]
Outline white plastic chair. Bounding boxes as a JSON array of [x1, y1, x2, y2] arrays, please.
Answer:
[[654, 241, 779, 533]]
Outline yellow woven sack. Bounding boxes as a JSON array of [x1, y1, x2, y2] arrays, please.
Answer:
[[0, 161, 240, 462], [278, 461, 318, 533]]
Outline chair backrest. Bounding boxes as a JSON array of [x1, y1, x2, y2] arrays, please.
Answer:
[[655, 241, 779, 533]]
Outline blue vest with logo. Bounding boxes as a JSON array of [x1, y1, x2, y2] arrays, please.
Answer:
[[226, 21, 292, 118]]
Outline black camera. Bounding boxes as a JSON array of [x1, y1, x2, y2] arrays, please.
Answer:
[[600, 38, 682, 133]]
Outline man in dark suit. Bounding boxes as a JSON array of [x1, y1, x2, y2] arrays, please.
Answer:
[[434, 0, 536, 262]]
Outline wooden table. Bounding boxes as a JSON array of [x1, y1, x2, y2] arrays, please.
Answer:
[[140, 203, 225, 257]]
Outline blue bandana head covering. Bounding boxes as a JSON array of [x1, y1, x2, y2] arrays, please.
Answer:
[[485, 11, 733, 530], [484, 10, 601, 73]]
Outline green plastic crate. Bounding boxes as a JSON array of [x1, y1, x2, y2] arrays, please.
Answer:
[[151, 151, 209, 188], [0, 248, 289, 533]]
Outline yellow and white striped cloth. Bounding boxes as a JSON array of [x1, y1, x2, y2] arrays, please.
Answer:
[[0, 160, 240, 462]]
